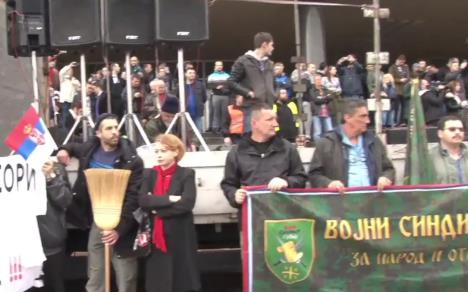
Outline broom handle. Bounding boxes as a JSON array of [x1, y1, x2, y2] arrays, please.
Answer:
[[105, 243, 111, 292]]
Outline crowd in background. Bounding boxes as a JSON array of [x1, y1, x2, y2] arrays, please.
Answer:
[[46, 51, 468, 148]]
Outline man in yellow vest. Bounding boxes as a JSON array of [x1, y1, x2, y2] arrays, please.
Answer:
[[273, 88, 299, 142]]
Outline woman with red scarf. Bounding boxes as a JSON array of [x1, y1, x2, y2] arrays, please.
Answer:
[[138, 134, 201, 292]]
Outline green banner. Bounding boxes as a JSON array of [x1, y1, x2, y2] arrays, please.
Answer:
[[244, 186, 468, 292]]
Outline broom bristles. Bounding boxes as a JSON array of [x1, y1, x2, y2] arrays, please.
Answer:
[[84, 169, 131, 231]]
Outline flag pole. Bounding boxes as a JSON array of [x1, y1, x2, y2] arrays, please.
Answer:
[[31, 50, 40, 111]]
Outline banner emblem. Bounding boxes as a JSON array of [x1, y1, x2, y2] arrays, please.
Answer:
[[264, 219, 315, 284]]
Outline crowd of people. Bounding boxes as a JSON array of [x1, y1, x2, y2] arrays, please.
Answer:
[[31, 32, 468, 292], [47, 32, 468, 147]]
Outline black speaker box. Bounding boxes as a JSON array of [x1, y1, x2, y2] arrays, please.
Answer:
[[48, 0, 101, 48], [6, 0, 53, 57], [104, 0, 154, 47], [155, 0, 209, 43]]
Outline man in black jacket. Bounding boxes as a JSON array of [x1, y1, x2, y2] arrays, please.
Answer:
[[309, 99, 395, 192], [229, 32, 276, 133], [221, 103, 306, 209], [57, 113, 143, 292]]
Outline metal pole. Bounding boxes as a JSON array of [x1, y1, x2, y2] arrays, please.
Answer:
[[100, 0, 112, 114], [80, 54, 89, 141], [31, 51, 39, 110], [293, 0, 301, 57], [125, 52, 135, 141], [373, 0, 383, 136], [104, 51, 112, 113], [177, 48, 187, 146]]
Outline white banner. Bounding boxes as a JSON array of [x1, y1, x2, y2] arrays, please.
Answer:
[[0, 155, 47, 292]]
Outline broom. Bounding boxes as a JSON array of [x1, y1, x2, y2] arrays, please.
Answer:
[[85, 169, 131, 292]]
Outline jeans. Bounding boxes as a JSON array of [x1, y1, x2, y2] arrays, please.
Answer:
[[313, 116, 333, 141], [382, 110, 396, 127], [60, 102, 72, 130], [191, 115, 204, 133], [86, 224, 138, 292], [211, 94, 229, 131]]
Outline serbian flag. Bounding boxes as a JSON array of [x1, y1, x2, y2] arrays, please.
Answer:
[[4, 106, 57, 165]]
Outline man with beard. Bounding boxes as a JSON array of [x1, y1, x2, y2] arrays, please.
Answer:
[[429, 115, 468, 184], [56, 114, 143, 292]]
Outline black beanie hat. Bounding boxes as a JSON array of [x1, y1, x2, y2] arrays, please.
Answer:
[[161, 97, 180, 114]]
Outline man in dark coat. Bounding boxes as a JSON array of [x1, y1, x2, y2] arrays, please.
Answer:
[[57, 113, 143, 292], [228, 32, 276, 132], [144, 96, 180, 141], [221, 103, 307, 210], [309, 99, 395, 191], [419, 79, 445, 126]]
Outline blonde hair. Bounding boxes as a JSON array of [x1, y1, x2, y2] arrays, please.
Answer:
[[382, 73, 395, 86], [155, 134, 186, 161]]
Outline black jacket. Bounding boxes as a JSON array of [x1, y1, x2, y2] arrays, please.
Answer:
[[37, 164, 73, 256], [62, 137, 144, 257], [228, 52, 275, 105], [138, 167, 201, 292], [183, 81, 207, 117], [221, 135, 307, 209], [309, 128, 395, 187], [420, 89, 445, 125]]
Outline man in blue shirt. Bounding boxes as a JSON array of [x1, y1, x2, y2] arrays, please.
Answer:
[[308, 99, 395, 192], [57, 113, 143, 292]]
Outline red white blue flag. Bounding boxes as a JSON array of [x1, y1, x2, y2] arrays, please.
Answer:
[[4, 106, 57, 164]]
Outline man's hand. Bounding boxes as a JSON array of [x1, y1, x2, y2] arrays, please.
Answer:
[[328, 180, 345, 194], [248, 91, 255, 98], [224, 137, 232, 146], [268, 177, 288, 192], [42, 160, 54, 177], [234, 189, 247, 204], [56, 149, 70, 166], [169, 195, 181, 203], [101, 230, 119, 245], [377, 177, 392, 191]]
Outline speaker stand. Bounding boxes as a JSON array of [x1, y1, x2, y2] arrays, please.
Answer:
[[63, 54, 94, 144], [121, 52, 151, 145], [166, 48, 209, 151]]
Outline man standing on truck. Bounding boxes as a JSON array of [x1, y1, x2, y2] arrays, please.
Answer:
[[228, 32, 276, 133], [56, 113, 143, 292], [221, 103, 307, 210]]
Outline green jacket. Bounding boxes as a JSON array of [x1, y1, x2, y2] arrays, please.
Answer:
[[429, 143, 468, 184]]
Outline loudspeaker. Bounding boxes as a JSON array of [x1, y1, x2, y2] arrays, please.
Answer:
[[155, 0, 209, 43], [104, 0, 154, 47], [48, 0, 101, 48], [6, 0, 53, 57]]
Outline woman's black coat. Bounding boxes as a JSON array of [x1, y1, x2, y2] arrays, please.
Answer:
[[138, 166, 201, 292]]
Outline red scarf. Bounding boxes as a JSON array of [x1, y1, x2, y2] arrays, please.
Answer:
[[152, 163, 177, 252]]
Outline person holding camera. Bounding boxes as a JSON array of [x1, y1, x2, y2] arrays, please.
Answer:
[[121, 74, 146, 117], [59, 61, 81, 130], [337, 54, 365, 99], [420, 79, 446, 126]]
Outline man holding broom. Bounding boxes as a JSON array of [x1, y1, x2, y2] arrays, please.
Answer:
[[57, 113, 143, 292]]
